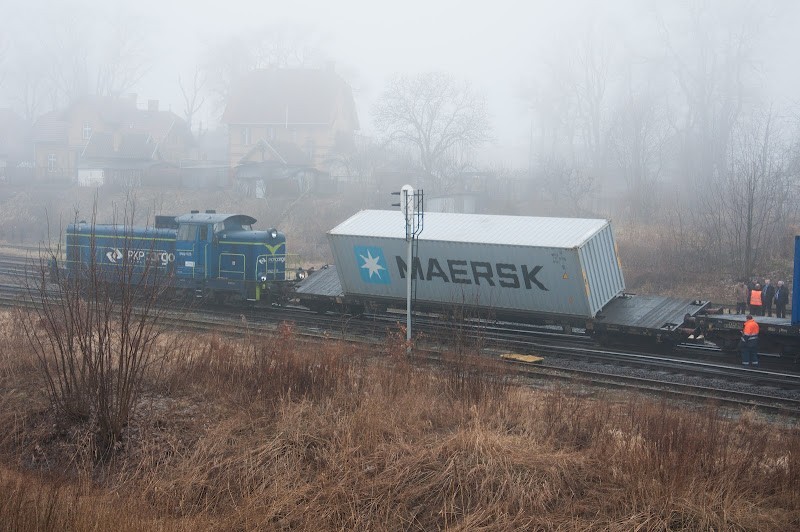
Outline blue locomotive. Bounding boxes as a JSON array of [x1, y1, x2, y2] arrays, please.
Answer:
[[62, 210, 291, 304]]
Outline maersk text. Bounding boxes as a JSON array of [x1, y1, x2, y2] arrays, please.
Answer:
[[395, 256, 548, 291]]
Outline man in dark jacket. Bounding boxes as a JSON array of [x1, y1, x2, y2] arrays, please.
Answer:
[[734, 281, 749, 314], [774, 280, 789, 319], [762, 279, 776, 317]]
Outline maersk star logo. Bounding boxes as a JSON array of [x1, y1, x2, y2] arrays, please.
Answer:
[[354, 246, 390, 284]]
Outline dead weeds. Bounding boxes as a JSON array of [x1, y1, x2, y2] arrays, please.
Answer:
[[0, 311, 797, 530]]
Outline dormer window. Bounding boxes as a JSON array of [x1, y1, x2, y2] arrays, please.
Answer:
[[82, 122, 92, 140]]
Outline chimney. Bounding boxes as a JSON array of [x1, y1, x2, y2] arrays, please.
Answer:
[[148, 99, 159, 112]]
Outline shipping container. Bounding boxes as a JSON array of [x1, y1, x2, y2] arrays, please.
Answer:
[[327, 210, 625, 319]]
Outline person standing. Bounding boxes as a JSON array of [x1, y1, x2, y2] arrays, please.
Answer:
[[740, 315, 760, 367], [762, 279, 775, 317], [774, 280, 789, 319], [749, 283, 763, 316], [734, 281, 749, 314]]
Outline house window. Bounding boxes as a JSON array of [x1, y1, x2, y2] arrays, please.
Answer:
[[269, 127, 275, 140], [82, 122, 92, 140], [47, 153, 57, 173], [241, 127, 251, 145]]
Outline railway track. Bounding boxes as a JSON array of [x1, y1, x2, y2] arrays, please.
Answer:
[[164, 300, 800, 417], [0, 259, 798, 418]]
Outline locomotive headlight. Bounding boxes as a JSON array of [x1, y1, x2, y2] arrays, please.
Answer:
[[295, 268, 307, 280], [269, 228, 278, 239], [260, 274, 268, 282]]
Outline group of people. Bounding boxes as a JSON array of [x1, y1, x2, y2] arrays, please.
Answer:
[[734, 278, 789, 318]]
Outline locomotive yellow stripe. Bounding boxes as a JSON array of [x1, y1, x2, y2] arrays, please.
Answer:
[[66, 233, 175, 242]]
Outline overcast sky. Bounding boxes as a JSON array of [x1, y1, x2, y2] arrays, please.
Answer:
[[4, 0, 800, 166]]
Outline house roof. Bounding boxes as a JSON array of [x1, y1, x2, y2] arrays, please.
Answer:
[[62, 95, 193, 145], [83, 131, 158, 161], [81, 131, 115, 158], [61, 95, 135, 125], [31, 111, 69, 144], [240, 138, 311, 166], [127, 109, 192, 145], [118, 133, 156, 159], [222, 68, 359, 128]]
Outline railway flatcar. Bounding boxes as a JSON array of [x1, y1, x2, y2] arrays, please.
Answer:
[[686, 235, 800, 360], [297, 210, 709, 347], [61, 210, 291, 304]]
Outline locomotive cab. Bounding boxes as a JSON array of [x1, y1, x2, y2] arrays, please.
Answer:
[[174, 211, 287, 304]]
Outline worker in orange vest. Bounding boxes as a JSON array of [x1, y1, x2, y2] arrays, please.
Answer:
[[749, 283, 763, 316], [740, 315, 760, 367]]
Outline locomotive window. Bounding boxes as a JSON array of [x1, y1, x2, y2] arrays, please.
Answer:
[[199, 225, 208, 240], [213, 222, 224, 234], [177, 224, 198, 241], [222, 220, 252, 231]]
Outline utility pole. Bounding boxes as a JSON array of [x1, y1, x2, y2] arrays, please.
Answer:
[[392, 184, 424, 352]]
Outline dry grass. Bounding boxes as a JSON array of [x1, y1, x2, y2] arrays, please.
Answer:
[[0, 310, 797, 530]]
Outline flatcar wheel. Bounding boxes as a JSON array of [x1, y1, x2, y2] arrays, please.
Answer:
[[653, 339, 676, 354], [593, 333, 611, 347], [345, 304, 365, 317], [309, 303, 329, 315], [719, 338, 740, 354]]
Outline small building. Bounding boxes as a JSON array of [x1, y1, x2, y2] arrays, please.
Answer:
[[31, 95, 193, 183], [77, 131, 178, 187], [222, 68, 359, 195]]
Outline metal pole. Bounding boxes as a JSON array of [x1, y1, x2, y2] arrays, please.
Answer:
[[406, 229, 412, 347], [402, 185, 414, 351]]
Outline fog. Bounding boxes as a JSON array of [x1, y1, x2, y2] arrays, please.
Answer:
[[3, 0, 800, 277], [4, 0, 798, 165]]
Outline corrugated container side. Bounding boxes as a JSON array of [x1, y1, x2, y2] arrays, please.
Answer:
[[328, 211, 626, 319], [578, 224, 626, 315]]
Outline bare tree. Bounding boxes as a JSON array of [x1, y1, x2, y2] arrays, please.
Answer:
[[94, 18, 151, 98], [1, 9, 153, 110], [523, 21, 615, 209], [700, 109, 794, 277], [22, 200, 172, 456], [45, 14, 92, 105], [656, 1, 760, 194], [372, 72, 491, 192], [608, 76, 670, 221], [535, 155, 595, 217], [251, 23, 325, 69], [572, 31, 612, 167], [179, 68, 206, 133], [201, 25, 325, 116], [3, 50, 52, 121]]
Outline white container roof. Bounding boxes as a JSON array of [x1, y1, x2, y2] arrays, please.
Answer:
[[329, 210, 610, 249]]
